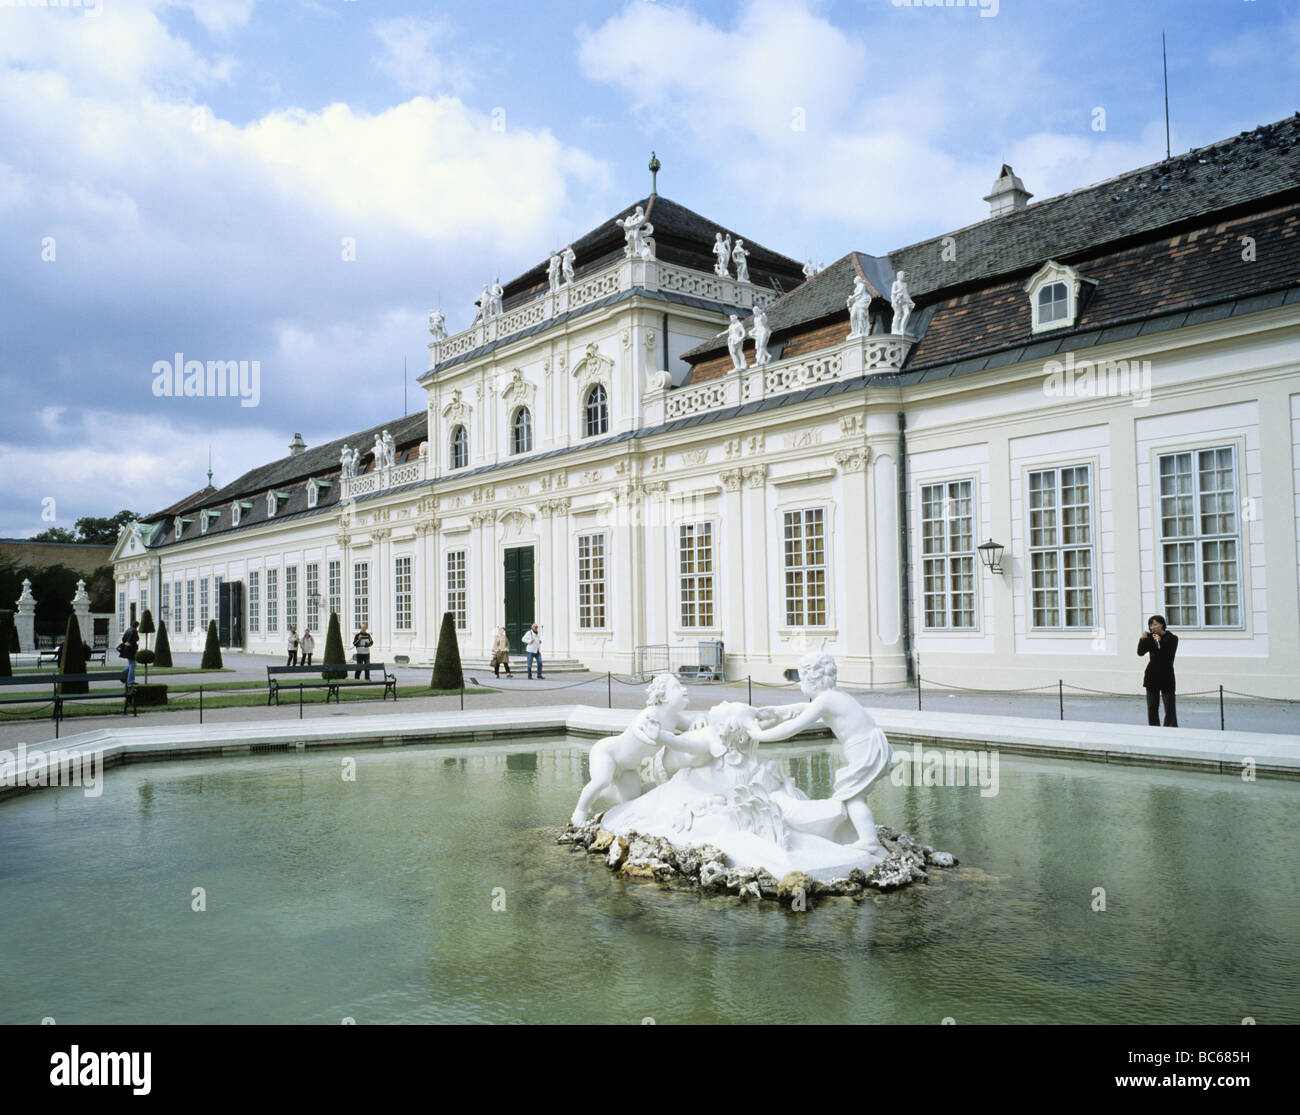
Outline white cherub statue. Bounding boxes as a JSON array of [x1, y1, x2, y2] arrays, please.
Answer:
[[571, 675, 722, 825], [750, 652, 896, 855]]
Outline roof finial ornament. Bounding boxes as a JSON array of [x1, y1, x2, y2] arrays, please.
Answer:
[[207, 444, 213, 487], [649, 150, 660, 196]]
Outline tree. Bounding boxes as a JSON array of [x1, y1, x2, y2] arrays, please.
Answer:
[[154, 620, 173, 668], [85, 564, 116, 613], [73, 511, 141, 545], [431, 612, 463, 690], [201, 620, 223, 670], [322, 612, 346, 679], [59, 614, 88, 694], [30, 527, 78, 543], [138, 609, 155, 650], [0, 612, 12, 677]]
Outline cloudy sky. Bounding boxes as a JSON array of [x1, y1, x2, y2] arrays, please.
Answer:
[[1, 0, 1295, 537]]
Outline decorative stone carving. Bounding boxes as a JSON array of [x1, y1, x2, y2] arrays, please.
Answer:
[[616, 205, 655, 261], [547, 251, 562, 292], [643, 480, 668, 494], [561, 246, 576, 285], [472, 486, 496, 504], [644, 329, 657, 351], [581, 470, 601, 485], [441, 389, 470, 425], [499, 509, 532, 536], [340, 444, 357, 479], [890, 270, 914, 336], [501, 368, 535, 409], [648, 453, 666, 472], [744, 464, 768, 489], [490, 278, 504, 318], [645, 369, 671, 392], [713, 232, 732, 278], [572, 342, 614, 392], [720, 469, 743, 492], [789, 427, 823, 449], [726, 315, 747, 371], [428, 309, 446, 340], [839, 414, 866, 437], [731, 239, 750, 284], [539, 471, 568, 491], [682, 448, 708, 467], [505, 483, 529, 500], [370, 527, 392, 542], [383, 429, 395, 468], [847, 275, 871, 339], [803, 259, 818, 280], [834, 448, 870, 473], [750, 304, 772, 365]]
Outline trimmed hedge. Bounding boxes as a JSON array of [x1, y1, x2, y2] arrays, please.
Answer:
[[322, 612, 346, 680], [153, 620, 173, 668], [59, 614, 88, 694], [431, 611, 463, 690], [201, 619, 223, 670]]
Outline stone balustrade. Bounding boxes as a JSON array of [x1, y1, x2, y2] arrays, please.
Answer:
[[427, 257, 771, 372], [341, 456, 429, 502], [644, 333, 915, 425]]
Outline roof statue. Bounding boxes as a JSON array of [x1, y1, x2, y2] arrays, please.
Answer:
[[847, 274, 871, 339], [731, 238, 750, 284], [750, 304, 771, 365], [561, 245, 576, 285], [890, 271, 915, 336], [713, 232, 732, 278], [727, 314, 747, 371], [427, 309, 446, 340], [547, 251, 562, 292], [616, 205, 655, 261]]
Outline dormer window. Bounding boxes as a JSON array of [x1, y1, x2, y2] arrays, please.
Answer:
[[1025, 260, 1094, 334], [232, 500, 251, 526], [200, 510, 219, 534], [174, 518, 184, 541], [307, 478, 331, 509], [267, 492, 277, 517]]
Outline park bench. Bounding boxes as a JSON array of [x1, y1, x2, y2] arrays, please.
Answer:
[[0, 672, 138, 723], [36, 646, 108, 667], [266, 663, 397, 706]]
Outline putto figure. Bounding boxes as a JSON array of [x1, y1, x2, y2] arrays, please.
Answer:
[[847, 274, 871, 338], [713, 232, 732, 277], [616, 206, 655, 260], [890, 270, 914, 335], [726, 314, 748, 370], [731, 238, 750, 284], [750, 304, 772, 364]]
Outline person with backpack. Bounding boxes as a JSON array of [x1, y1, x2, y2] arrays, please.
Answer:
[[119, 619, 140, 686]]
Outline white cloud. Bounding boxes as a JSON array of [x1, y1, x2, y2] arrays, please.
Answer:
[[371, 15, 472, 96], [174, 0, 257, 37]]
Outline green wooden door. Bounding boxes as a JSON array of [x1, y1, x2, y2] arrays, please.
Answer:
[[504, 546, 534, 654]]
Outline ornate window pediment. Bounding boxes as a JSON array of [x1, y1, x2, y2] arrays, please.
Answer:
[[571, 342, 613, 392], [501, 368, 536, 409], [1024, 260, 1094, 334]]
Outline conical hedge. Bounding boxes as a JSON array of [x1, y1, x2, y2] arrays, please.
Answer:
[[59, 614, 88, 694], [201, 619, 223, 670], [153, 620, 173, 668], [431, 612, 463, 690], [322, 611, 346, 679], [139, 608, 155, 648]]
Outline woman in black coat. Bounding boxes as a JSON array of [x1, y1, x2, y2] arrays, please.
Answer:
[[1137, 615, 1178, 727]]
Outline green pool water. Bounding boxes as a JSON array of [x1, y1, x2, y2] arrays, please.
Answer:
[[0, 738, 1296, 1025]]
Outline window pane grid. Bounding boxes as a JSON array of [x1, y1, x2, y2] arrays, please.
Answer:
[[1028, 465, 1093, 629], [679, 523, 714, 628], [352, 563, 368, 631], [394, 556, 412, 630], [783, 509, 826, 627], [1159, 445, 1241, 628], [578, 533, 607, 628], [446, 550, 466, 630], [285, 566, 297, 631], [920, 480, 976, 629]]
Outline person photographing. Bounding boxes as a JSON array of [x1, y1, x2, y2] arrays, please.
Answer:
[[1137, 615, 1178, 727], [352, 623, 373, 680]]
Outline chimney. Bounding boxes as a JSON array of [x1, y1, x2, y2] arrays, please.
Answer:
[[289, 433, 307, 456], [983, 164, 1033, 217]]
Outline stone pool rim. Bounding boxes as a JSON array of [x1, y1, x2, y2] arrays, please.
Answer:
[[1, 705, 1295, 802]]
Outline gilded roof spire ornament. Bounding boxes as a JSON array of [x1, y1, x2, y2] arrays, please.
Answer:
[[649, 151, 660, 196]]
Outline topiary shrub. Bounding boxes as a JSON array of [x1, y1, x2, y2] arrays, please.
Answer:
[[139, 609, 155, 650], [58, 614, 88, 694], [153, 620, 173, 668], [132, 684, 167, 707], [322, 611, 346, 679], [201, 619, 223, 670], [431, 611, 463, 690], [136, 648, 156, 682]]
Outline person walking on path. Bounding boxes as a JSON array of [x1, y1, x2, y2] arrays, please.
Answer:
[[522, 623, 544, 679], [286, 625, 299, 666], [352, 623, 373, 680], [491, 626, 513, 678], [119, 619, 140, 686], [1138, 615, 1179, 727], [300, 629, 315, 667]]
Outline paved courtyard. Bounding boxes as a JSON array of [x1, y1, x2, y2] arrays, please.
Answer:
[[1, 651, 1294, 749]]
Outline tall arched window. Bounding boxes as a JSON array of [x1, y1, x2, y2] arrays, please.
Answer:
[[511, 407, 532, 455], [450, 425, 468, 469], [584, 384, 608, 438]]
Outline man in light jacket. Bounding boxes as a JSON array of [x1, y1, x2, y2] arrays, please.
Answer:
[[522, 623, 543, 680], [300, 629, 315, 667], [286, 625, 299, 666]]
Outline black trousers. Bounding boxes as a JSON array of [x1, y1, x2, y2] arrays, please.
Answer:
[[354, 652, 371, 679], [1146, 687, 1177, 727]]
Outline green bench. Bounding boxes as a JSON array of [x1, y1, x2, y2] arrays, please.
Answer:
[[0, 672, 138, 723], [266, 663, 397, 706]]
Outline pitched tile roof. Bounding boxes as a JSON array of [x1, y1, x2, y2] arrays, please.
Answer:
[[682, 111, 1300, 365]]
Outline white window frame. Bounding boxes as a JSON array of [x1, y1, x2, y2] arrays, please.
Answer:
[[577, 532, 608, 629], [394, 555, 413, 631], [1156, 443, 1244, 630], [450, 425, 468, 470], [266, 567, 279, 633], [919, 478, 978, 630], [511, 407, 533, 455], [248, 570, 260, 634], [285, 565, 298, 632], [199, 577, 210, 626], [1024, 260, 1091, 334], [328, 560, 341, 625], [1026, 463, 1096, 630], [306, 562, 320, 631], [352, 562, 369, 632], [584, 384, 609, 438], [678, 521, 716, 629], [446, 549, 467, 630], [782, 507, 828, 628]]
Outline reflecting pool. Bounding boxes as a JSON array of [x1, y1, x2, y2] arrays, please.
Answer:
[[0, 738, 1296, 1024]]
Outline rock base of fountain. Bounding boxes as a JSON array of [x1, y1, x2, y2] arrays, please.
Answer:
[[558, 820, 957, 903]]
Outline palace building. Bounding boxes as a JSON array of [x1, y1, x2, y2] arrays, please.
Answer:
[[112, 114, 1300, 696]]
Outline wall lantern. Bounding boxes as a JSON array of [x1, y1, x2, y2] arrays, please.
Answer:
[[978, 539, 1005, 575]]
